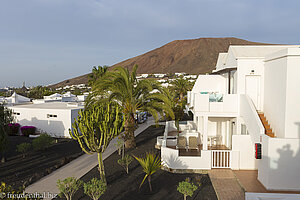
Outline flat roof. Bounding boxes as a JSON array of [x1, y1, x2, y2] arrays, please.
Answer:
[[9, 102, 84, 110]]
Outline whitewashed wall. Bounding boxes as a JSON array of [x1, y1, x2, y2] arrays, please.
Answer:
[[11, 107, 80, 138], [264, 48, 300, 138], [258, 134, 300, 191], [161, 147, 211, 170], [232, 135, 257, 169], [264, 54, 288, 138]]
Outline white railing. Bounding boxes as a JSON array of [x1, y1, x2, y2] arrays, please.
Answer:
[[211, 150, 231, 168]]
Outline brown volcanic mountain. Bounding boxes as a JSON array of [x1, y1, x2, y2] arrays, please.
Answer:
[[51, 37, 269, 88]]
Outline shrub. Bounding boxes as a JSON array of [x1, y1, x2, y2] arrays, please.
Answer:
[[133, 152, 162, 192], [177, 178, 198, 200], [32, 134, 54, 151], [16, 142, 31, 158], [83, 178, 106, 200], [57, 177, 83, 200], [7, 123, 20, 136], [117, 154, 133, 174], [20, 126, 36, 137]]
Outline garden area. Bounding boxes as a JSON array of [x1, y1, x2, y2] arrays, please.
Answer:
[[0, 131, 83, 190], [56, 125, 217, 200]]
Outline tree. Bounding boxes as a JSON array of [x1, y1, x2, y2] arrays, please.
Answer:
[[88, 65, 109, 86], [69, 102, 124, 184], [118, 154, 133, 174], [0, 103, 14, 163], [83, 178, 106, 200], [88, 65, 174, 148], [177, 178, 198, 200], [171, 77, 193, 101], [133, 152, 162, 192], [160, 87, 185, 132], [57, 177, 83, 200]]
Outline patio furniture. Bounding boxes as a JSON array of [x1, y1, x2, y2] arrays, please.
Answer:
[[176, 136, 187, 151], [188, 136, 200, 151]]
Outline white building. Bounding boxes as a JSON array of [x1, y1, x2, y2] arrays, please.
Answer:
[[9, 102, 84, 138], [158, 45, 300, 194], [3, 92, 31, 105], [153, 73, 166, 78]]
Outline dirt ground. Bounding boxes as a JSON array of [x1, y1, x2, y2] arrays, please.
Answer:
[[58, 125, 217, 200], [0, 136, 83, 189]]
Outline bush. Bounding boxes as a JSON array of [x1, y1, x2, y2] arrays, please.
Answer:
[[20, 126, 36, 137], [16, 142, 31, 158], [7, 123, 20, 136], [57, 177, 83, 200], [177, 178, 198, 200], [32, 134, 54, 151], [83, 178, 106, 200], [117, 154, 133, 174]]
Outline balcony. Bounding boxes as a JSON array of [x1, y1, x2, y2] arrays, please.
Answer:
[[188, 92, 238, 114]]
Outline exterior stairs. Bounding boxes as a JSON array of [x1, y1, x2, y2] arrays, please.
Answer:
[[258, 112, 275, 137]]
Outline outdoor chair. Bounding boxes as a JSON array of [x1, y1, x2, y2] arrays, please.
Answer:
[[188, 136, 200, 151], [176, 136, 188, 151]]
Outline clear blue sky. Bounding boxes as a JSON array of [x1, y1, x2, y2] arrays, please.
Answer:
[[1, 0, 299, 87]]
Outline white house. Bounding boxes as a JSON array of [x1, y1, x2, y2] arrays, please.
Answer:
[[9, 102, 84, 138], [158, 45, 300, 193], [4, 92, 31, 105]]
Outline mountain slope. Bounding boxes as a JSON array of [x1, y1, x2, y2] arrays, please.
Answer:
[[51, 37, 270, 88]]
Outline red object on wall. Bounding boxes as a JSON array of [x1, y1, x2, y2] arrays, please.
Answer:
[[255, 143, 262, 159]]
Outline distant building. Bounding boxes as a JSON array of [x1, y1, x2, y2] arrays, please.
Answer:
[[9, 102, 84, 138]]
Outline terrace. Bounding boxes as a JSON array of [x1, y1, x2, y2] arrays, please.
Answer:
[[157, 121, 238, 170]]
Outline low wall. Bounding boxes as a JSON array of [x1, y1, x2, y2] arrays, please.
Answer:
[[246, 192, 300, 200], [232, 135, 257, 169], [161, 147, 211, 170]]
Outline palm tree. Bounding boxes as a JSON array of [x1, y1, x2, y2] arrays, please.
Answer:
[[88, 65, 109, 86], [87, 65, 174, 148], [133, 152, 162, 192], [160, 87, 184, 132], [171, 77, 193, 101]]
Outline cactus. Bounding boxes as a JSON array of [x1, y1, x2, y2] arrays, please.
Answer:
[[69, 102, 124, 184]]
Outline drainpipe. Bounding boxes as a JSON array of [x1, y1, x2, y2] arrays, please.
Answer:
[[228, 71, 231, 94]]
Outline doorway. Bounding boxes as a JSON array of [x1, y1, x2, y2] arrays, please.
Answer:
[[245, 75, 261, 110]]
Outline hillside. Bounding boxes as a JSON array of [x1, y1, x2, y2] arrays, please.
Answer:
[[51, 37, 269, 88]]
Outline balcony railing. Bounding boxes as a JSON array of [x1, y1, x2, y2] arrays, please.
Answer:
[[188, 92, 238, 113]]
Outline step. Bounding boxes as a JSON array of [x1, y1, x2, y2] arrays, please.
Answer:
[[266, 128, 273, 133], [263, 124, 271, 129], [266, 133, 275, 137]]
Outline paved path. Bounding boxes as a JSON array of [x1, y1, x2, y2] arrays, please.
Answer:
[[208, 169, 245, 200], [25, 117, 162, 198]]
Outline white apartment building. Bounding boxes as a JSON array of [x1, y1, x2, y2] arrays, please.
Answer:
[[158, 45, 300, 194]]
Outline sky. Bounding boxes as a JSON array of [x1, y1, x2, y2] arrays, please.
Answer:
[[1, 0, 300, 88]]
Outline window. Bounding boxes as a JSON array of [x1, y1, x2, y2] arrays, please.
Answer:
[[13, 112, 20, 115], [209, 93, 223, 102], [47, 114, 58, 118]]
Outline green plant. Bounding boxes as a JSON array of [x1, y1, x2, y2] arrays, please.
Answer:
[[0, 104, 14, 163], [70, 102, 124, 184], [177, 178, 198, 200], [32, 134, 54, 151], [117, 154, 133, 174], [57, 177, 83, 200], [133, 152, 162, 192], [16, 143, 31, 158], [83, 178, 106, 200], [114, 137, 125, 157], [87, 65, 174, 148], [88, 65, 109, 86]]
